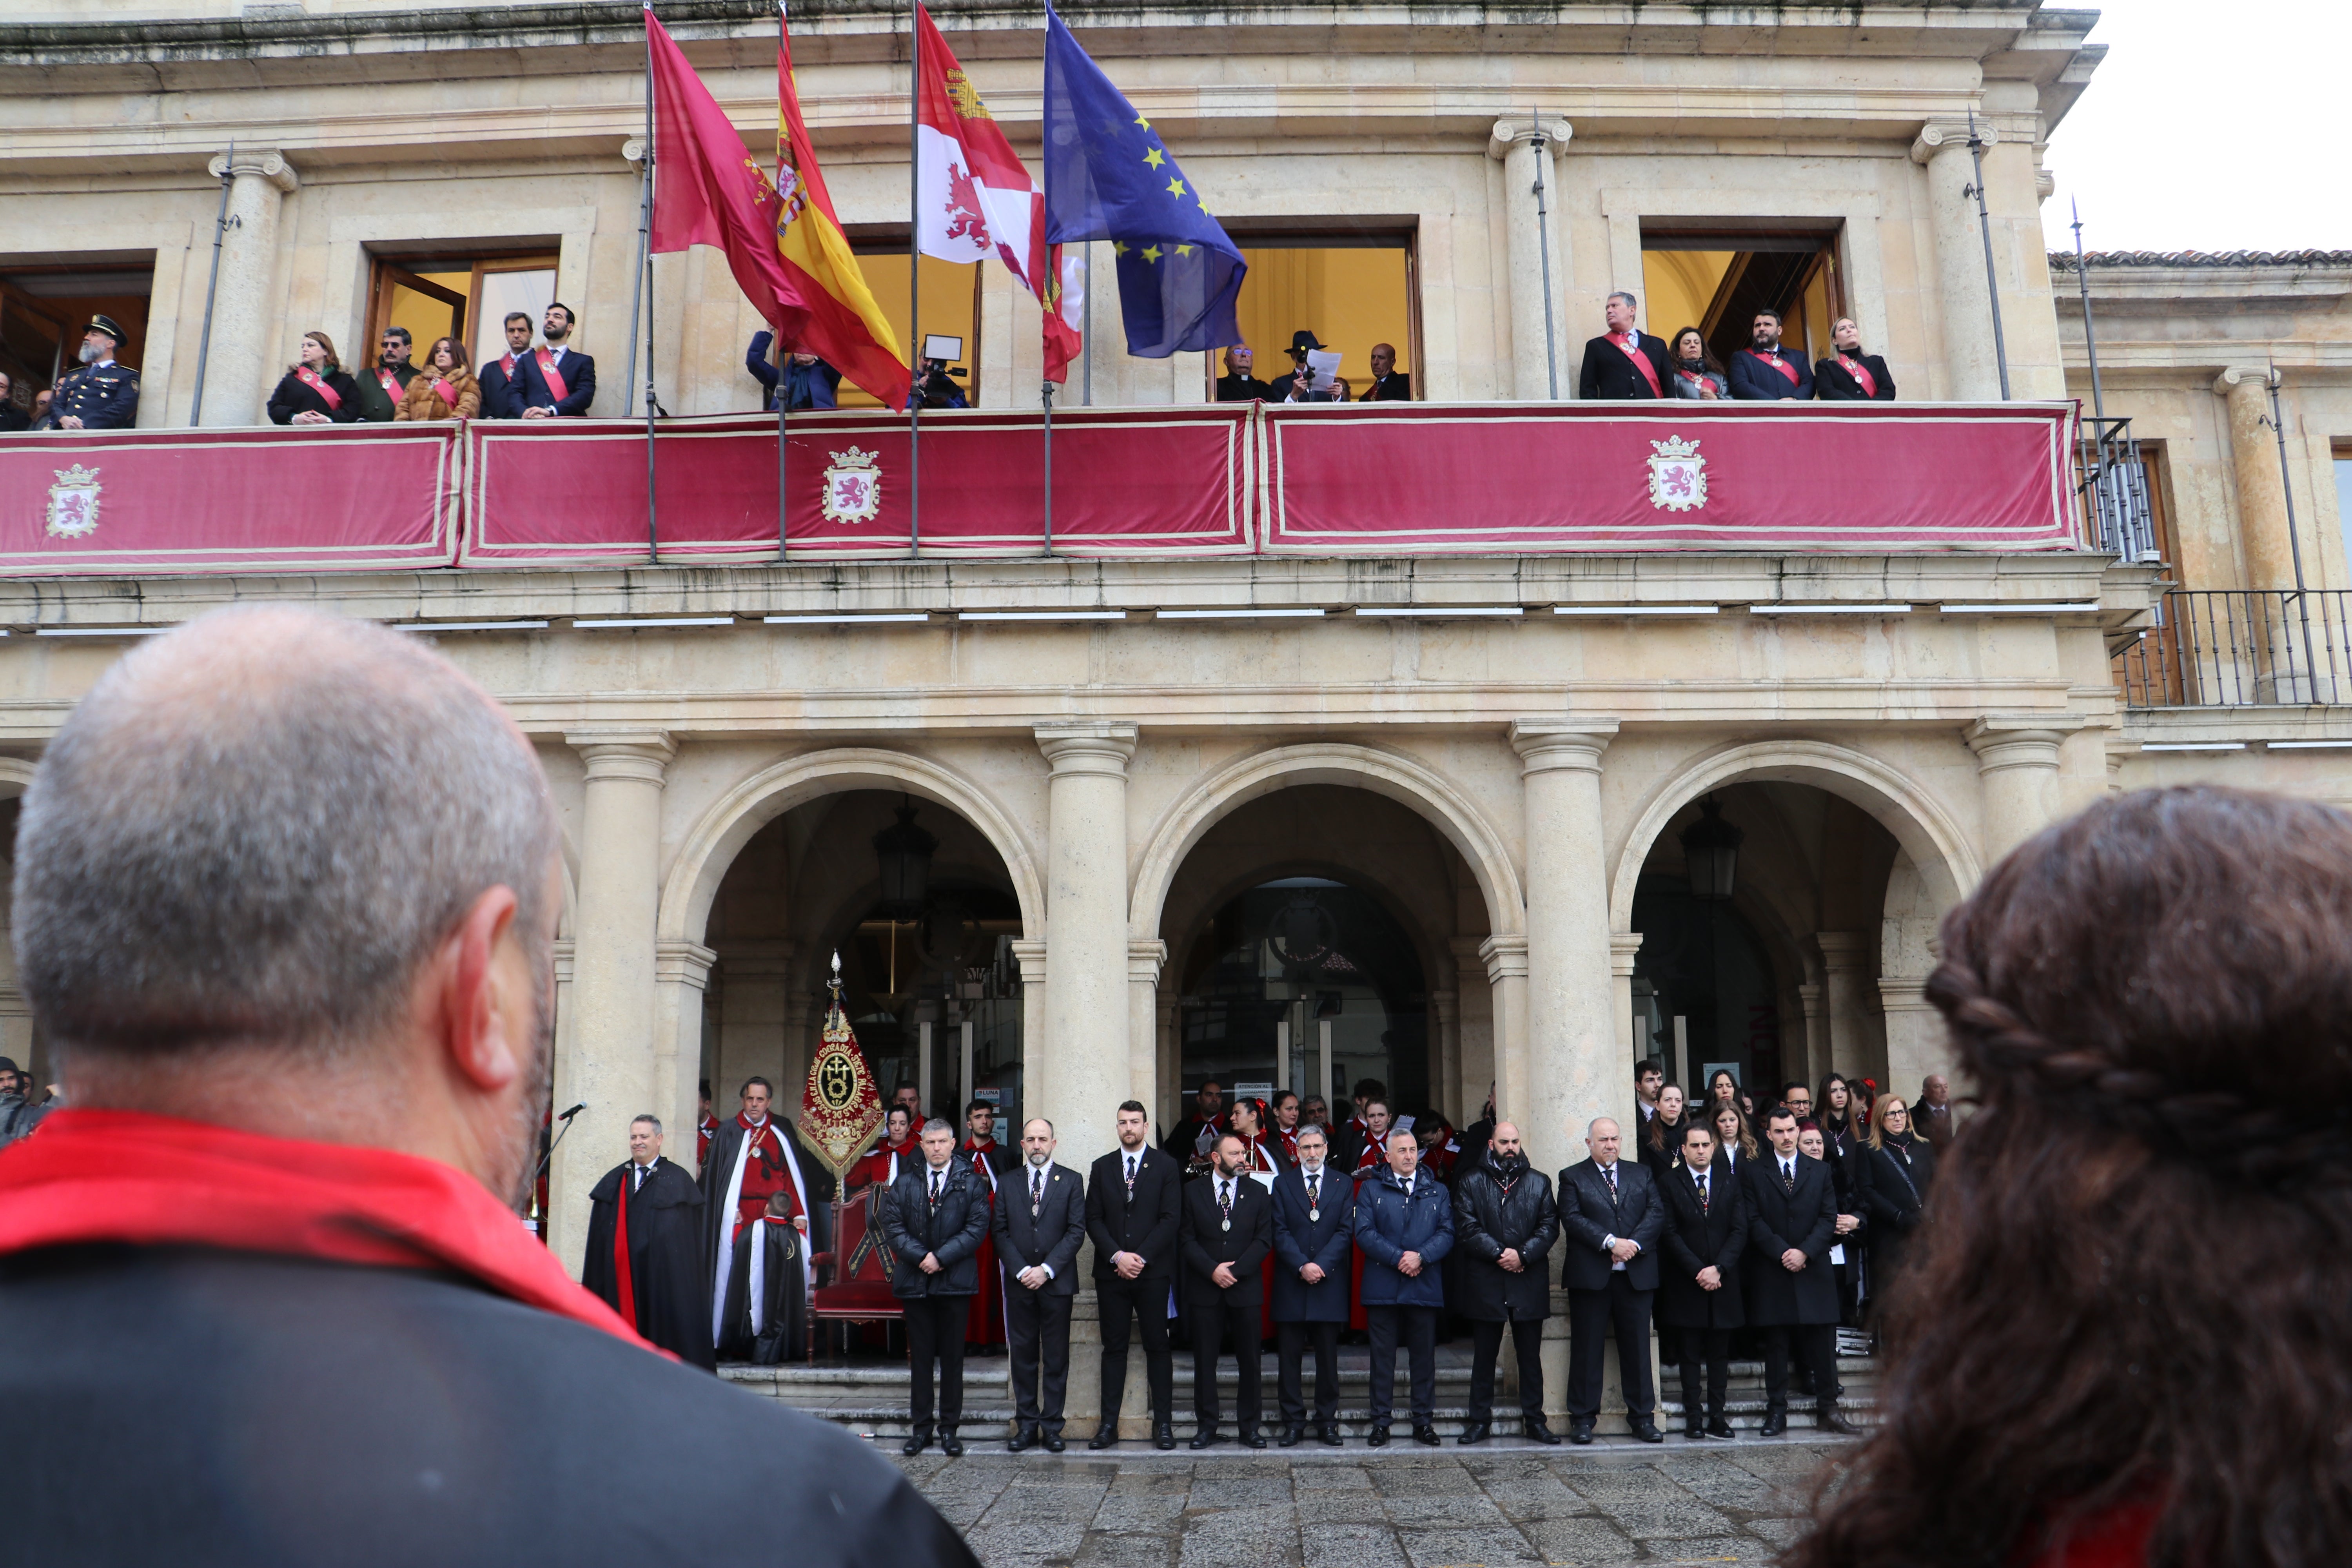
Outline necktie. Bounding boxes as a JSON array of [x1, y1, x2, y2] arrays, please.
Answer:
[[1218, 1181, 1233, 1223], [1782, 1161, 1795, 1194], [633, 1164, 646, 1193], [930, 1171, 942, 1207], [1698, 1174, 1709, 1215], [1031, 1169, 1044, 1215], [1604, 1163, 1618, 1201], [1307, 1173, 1319, 1206], [1124, 1154, 1138, 1199]]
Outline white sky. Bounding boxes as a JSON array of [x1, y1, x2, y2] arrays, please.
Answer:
[[2042, 0, 2352, 255]]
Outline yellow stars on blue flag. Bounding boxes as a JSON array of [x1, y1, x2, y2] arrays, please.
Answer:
[[1166, 177, 1186, 199], [1141, 245, 1162, 263], [1143, 147, 1165, 169]]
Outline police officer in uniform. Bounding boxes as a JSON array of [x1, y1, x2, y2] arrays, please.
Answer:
[[36, 316, 140, 430]]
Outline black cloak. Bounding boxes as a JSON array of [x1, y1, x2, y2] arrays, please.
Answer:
[[717, 1213, 807, 1364], [583, 1156, 716, 1370]]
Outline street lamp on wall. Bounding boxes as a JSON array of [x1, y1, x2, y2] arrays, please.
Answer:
[[872, 797, 938, 920], [1680, 795, 1743, 902]]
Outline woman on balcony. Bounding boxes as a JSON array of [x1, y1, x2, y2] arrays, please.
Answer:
[[266, 331, 362, 426], [1666, 327, 1729, 401], [396, 337, 481, 421]]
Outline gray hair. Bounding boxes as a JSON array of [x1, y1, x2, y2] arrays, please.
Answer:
[[921, 1117, 955, 1138], [632, 1114, 663, 1134], [1608, 290, 1638, 311], [1022, 1116, 1054, 1136], [14, 605, 560, 1062]]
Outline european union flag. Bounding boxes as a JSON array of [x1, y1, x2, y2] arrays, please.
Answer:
[[1044, 4, 1246, 358]]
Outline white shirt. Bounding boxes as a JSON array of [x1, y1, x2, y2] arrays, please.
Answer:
[[631, 1157, 655, 1191], [1024, 1160, 1056, 1278], [1598, 1161, 1630, 1269], [1780, 1157, 1797, 1185], [928, 1161, 950, 1201], [1217, 1177, 1235, 1210]]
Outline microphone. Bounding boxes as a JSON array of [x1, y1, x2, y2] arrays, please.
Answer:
[[556, 1103, 586, 1121]]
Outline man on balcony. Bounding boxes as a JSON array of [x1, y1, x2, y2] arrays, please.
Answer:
[[1727, 310, 1814, 400], [1814, 318, 1897, 401], [513, 302, 595, 418], [1577, 291, 1670, 400]]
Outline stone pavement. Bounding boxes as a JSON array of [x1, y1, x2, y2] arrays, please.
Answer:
[[895, 1442, 1846, 1568]]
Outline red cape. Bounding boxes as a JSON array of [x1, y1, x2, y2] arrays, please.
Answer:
[[0, 1109, 644, 1347]]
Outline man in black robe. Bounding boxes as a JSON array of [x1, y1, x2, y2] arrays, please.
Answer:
[[583, 1114, 715, 1369], [1215, 345, 1274, 402], [718, 1189, 808, 1365]]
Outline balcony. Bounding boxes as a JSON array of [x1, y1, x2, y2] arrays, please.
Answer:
[[2114, 589, 2352, 708]]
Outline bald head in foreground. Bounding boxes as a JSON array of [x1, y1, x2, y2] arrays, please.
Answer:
[[0, 608, 976, 1568]]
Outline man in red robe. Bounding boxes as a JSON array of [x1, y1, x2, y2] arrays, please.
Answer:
[[698, 1077, 813, 1356], [960, 1100, 1012, 1350]]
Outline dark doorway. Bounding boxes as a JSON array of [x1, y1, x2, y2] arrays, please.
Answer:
[[1628, 873, 1781, 1103], [1639, 225, 1844, 370]]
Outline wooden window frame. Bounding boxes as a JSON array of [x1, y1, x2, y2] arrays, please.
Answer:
[[1200, 221, 1421, 404], [364, 248, 561, 366]]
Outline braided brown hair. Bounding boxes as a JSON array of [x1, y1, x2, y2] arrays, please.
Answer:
[[1789, 786, 2352, 1568]]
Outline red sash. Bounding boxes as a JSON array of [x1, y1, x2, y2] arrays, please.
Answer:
[[500, 353, 517, 378], [612, 1165, 637, 1331], [430, 378, 458, 407], [0, 1109, 642, 1346], [1842, 354, 1878, 397], [1677, 369, 1711, 392], [1755, 350, 1800, 386], [1611, 332, 1662, 397], [296, 366, 343, 410], [534, 348, 569, 404], [375, 370, 401, 398]]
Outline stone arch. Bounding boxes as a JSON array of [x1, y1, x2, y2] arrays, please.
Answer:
[[1130, 740, 1525, 943], [658, 748, 1044, 946], [1610, 739, 1980, 936], [0, 759, 36, 799]]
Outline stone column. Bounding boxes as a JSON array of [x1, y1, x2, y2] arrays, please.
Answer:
[[654, 940, 715, 1173], [1509, 719, 1620, 1180], [1011, 938, 1048, 1128], [200, 149, 300, 427], [1966, 716, 2073, 864], [554, 730, 673, 1274], [1813, 932, 1877, 1083], [1479, 934, 1528, 1129], [1035, 722, 1136, 1167], [1910, 122, 2000, 401], [545, 939, 577, 1266], [1488, 118, 1575, 401], [1428, 989, 1459, 1122], [1878, 978, 1947, 1105], [2215, 366, 2299, 592], [1127, 938, 1165, 1123], [1610, 934, 1644, 1111], [1796, 982, 1828, 1088]]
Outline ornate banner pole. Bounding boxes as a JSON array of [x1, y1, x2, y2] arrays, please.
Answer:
[[800, 951, 887, 1184]]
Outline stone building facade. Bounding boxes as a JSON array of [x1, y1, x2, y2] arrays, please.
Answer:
[[2, 4, 2346, 1417]]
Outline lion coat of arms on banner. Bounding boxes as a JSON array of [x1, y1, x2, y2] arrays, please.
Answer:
[[1646, 435, 1707, 513], [821, 447, 882, 527], [46, 464, 102, 539], [800, 953, 885, 1183]]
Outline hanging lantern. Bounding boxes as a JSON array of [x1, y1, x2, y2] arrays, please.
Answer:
[[1680, 795, 1743, 902], [872, 799, 938, 919]]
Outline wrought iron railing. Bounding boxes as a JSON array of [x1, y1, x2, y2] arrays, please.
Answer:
[[2078, 415, 2161, 562], [2114, 589, 2352, 707]]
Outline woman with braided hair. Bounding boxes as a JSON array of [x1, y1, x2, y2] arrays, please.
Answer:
[[1791, 786, 2352, 1568]]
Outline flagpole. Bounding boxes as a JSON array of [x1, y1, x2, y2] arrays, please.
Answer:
[[1041, 11, 1054, 556], [907, 16, 921, 559], [1081, 245, 1092, 406], [777, 2, 790, 564], [1042, 377, 1054, 555], [642, 7, 661, 564]]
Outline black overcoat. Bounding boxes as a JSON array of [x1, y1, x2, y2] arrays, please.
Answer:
[[1656, 1162, 1748, 1330], [1450, 1157, 1559, 1321], [1857, 1135, 1935, 1285], [1740, 1152, 1840, 1325], [582, 1157, 715, 1369]]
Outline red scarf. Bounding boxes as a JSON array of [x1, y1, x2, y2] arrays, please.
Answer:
[[295, 366, 343, 410], [1751, 348, 1800, 386], [1840, 352, 1878, 397], [0, 1109, 641, 1346], [1610, 331, 1662, 397], [534, 347, 569, 403]]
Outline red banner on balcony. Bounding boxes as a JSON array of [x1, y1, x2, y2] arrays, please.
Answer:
[[1259, 402, 2081, 554], [461, 406, 1255, 564], [0, 425, 461, 575]]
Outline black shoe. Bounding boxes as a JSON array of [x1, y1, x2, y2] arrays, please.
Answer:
[[1367, 1425, 1390, 1448], [1008, 1427, 1034, 1453], [940, 1431, 964, 1457], [1189, 1426, 1223, 1450], [1154, 1423, 1176, 1451], [1524, 1419, 1561, 1446], [1818, 1409, 1863, 1437], [1705, 1416, 1735, 1440], [1760, 1409, 1789, 1437], [1630, 1419, 1664, 1444], [1044, 1431, 1067, 1453], [1568, 1420, 1595, 1446], [1412, 1426, 1441, 1447], [1087, 1426, 1119, 1450], [1243, 1429, 1268, 1449], [1684, 1421, 1707, 1440], [1457, 1421, 1490, 1446], [902, 1430, 933, 1456], [1278, 1425, 1304, 1448], [1319, 1422, 1344, 1446]]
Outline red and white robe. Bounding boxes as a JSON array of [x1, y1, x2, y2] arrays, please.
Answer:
[[961, 1138, 1008, 1347]]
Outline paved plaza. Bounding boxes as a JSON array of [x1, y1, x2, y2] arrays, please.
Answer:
[[895, 1443, 1847, 1568]]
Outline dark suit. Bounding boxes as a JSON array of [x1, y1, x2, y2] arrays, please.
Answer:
[[513, 346, 596, 416], [478, 355, 523, 419], [993, 1158, 1086, 1437], [1742, 1151, 1842, 1418], [0, 402, 29, 433], [1085, 1144, 1183, 1430], [1357, 371, 1412, 402], [1813, 351, 1896, 401], [1577, 332, 1671, 400], [1556, 1158, 1663, 1423], [1727, 347, 1814, 400], [1658, 1161, 1746, 1428], [1179, 1173, 1274, 1434], [1268, 1162, 1352, 1426], [879, 1157, 992, 1437], [1215, 372, 1274, 403]]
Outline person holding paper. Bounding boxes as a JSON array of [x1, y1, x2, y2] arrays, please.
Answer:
[[1270, 329, 1343, 403]]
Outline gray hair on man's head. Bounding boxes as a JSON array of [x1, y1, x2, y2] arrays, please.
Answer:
[[921, 1117, 956, 1138], [1608, 290, 1638, 311], [13, 605, 560, 1063], [632, 1114, 662, 1134]]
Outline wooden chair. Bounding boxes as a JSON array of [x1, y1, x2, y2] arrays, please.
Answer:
[[808, 1184, 904, 1360]]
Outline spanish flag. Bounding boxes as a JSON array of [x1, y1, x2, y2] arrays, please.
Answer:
[[645, 5, 910, 410]]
